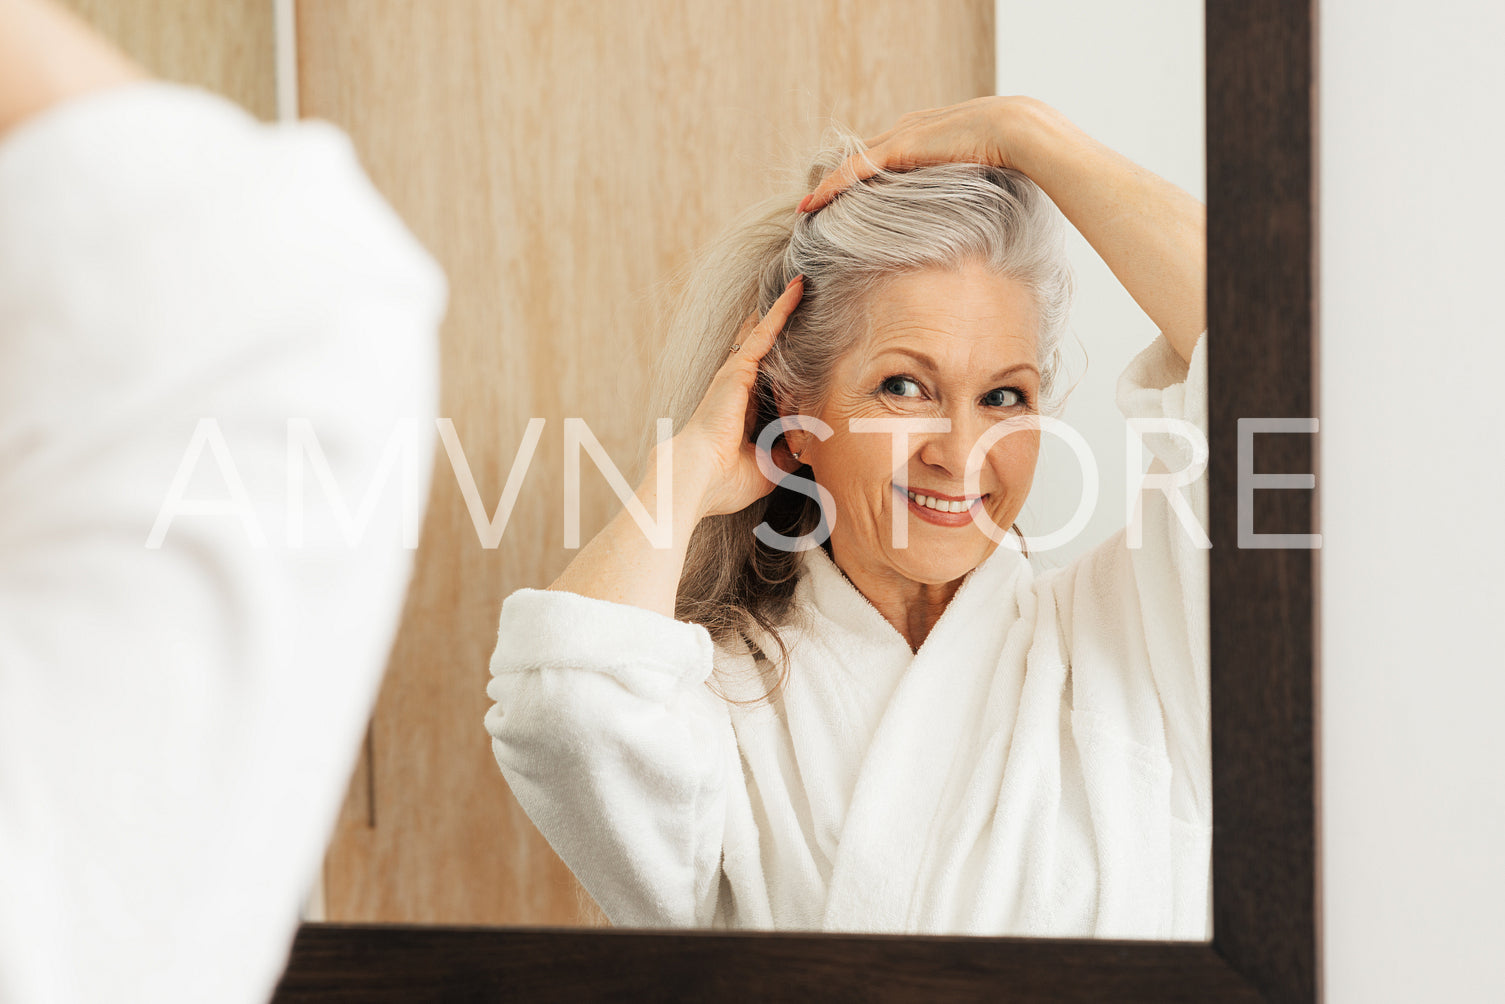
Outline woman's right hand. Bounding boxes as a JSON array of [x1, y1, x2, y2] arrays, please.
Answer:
[[798, 96, 1044, 213], [669, 274, 805, 521]]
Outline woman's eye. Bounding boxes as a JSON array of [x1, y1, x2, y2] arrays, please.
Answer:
[[984, 387, 1024, 408], [881, 376, 923, 398]]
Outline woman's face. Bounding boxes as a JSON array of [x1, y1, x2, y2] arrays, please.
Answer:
[[797, 261, 1042, 587]]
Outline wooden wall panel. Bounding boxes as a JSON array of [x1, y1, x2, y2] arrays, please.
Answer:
[[299, 0, 994, 926], [61, 0, 276, 119]]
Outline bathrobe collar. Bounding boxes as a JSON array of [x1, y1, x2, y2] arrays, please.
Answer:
[[797, 537, 1030, 658], [791, 538, 1037, 930]]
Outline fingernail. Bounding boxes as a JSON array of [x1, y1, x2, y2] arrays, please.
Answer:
[[786, 274, 804, 288], [797, 195, 812, 213]]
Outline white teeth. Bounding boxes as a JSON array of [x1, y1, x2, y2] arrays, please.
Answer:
[[905, 490, 976, 514]]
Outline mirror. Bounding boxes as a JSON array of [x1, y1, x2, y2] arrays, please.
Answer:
[[275, 0, 1212, 944], [281, 0, 1319, 991]]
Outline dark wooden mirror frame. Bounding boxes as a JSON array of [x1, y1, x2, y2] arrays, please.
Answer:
[[273, 2, 1317, 1000]]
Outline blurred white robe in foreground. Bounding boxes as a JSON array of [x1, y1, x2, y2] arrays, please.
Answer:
[[0, 83, 446, 1003]]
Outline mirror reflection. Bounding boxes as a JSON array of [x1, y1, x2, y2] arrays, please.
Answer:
[[298, 1, 1208, 941], [487, 91, 1209, 938]]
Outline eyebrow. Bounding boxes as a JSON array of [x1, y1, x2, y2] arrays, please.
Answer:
[[869, 347, 1040, 381]]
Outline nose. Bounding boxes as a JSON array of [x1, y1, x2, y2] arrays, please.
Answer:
[[916, 406, 986, 483]]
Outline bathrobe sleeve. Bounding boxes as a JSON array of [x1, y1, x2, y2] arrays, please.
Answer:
[[0, 83, 445, 1004], [1047, 331, 1210, 826], [1033, 330, 1210, 939], [485, 588, 735, 928]]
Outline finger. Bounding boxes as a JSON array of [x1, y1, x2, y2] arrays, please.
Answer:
[[800, 150, 885, 213], [711, 277, 802, 415], [758, 275, 805, 338], [722, 275, 803, 368], [741, 275, 804, 360], [714, 308, 760, 365], [733, 309, 760, 344]]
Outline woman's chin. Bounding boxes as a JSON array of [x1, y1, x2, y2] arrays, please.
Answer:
[[881, 532, 993, 582]]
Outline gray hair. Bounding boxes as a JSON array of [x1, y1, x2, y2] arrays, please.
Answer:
[[638, 129, 1074, 703]]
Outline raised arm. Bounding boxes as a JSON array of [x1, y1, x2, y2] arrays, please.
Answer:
[[800, 96, 1205, 365], [548, 275, 805, 613], [486, 277, 804, 928]]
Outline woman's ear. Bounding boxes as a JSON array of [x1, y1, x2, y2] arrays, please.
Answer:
[[772, 390, 818, 466], [772, 433, 807, 474], [770, 394, 807, 473]]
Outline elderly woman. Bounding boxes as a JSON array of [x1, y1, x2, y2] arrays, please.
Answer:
[[486, 95, 1208, 940]]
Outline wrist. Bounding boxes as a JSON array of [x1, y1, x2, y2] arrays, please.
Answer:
[[994, 96, 1085, 184], [642, 439, 715, 525]]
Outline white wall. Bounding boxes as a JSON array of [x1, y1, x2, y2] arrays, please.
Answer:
[[1319, 1, 1505, 1001], [996, 0, 1204, 568]]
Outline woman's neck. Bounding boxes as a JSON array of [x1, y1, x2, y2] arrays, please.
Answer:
[[826, 537, 966, 653]]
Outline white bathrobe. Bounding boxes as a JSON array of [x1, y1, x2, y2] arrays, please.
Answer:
[[0, 83, 445, 1003], [487, 330, 1209, 940]]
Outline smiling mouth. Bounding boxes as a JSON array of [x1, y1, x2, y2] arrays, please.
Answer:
[[896, 484, 988, 514]]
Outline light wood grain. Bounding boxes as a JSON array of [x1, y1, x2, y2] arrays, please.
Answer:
[[301, 0, 994, 926], [60, 0, 276, 119]]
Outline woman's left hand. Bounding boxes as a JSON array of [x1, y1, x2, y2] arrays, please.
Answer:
[[800, 96, 1041, 213], [801, 94, 1206, 365]]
